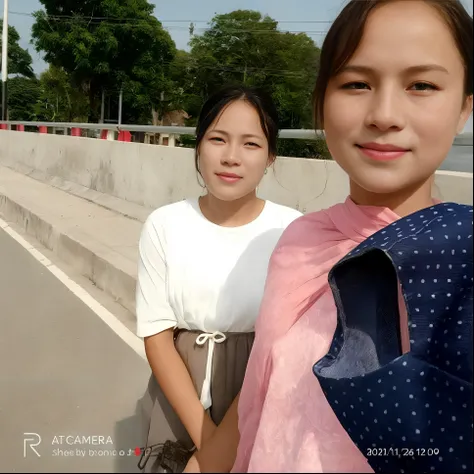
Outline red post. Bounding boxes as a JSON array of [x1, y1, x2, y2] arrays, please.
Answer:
[[118, 130, 131, 142], [71, 127, 81, 137], [0, 124, 7, 130], [100, 129, 108, 140], [16, 124, 25, 132], [39, 126, 48, 134]]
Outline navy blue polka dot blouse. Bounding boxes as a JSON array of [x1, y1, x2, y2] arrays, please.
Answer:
[[313, 202, 473, 473]]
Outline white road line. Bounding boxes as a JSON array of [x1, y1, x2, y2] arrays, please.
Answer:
[[0, 217, 147, 362]]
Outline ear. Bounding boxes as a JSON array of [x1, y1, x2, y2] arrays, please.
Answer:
[[267, 154, 276, 167], [456, 95, 473, 135]]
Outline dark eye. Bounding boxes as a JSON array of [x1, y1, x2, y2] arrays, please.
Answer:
[[210, 137, 224, 142], [342, 82, 370, 90], [246, 142, 260, 147], [410, 82, 438, 91]]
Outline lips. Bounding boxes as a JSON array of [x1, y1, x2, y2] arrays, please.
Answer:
[[359, 142, 409, 152], [215, 172, 242, 183], [356, 142, 410, 161], [216, 172, 242, 178]]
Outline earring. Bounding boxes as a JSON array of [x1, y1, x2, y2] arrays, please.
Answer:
[[196, 154, 207, 189], [197, 174, 207, 189], [264, 168, 268, 175]]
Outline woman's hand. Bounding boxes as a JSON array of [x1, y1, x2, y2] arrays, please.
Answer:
[[182, 393, 241, 472], [144, 330, 217, 450], [183, 454, 201, 473]]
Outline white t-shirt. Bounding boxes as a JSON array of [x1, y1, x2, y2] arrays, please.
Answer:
[[135, 198, 302, 338]]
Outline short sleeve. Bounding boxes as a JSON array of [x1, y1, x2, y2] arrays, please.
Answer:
[[135, 213, 177, 338]]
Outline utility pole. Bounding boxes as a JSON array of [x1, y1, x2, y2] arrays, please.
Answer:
[[118, 86, 123, 125], [1, 0, 9, 121], [100, 89, 105, 124]]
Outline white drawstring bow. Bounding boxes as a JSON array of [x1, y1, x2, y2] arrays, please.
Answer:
[[195, 331, 227, 410]]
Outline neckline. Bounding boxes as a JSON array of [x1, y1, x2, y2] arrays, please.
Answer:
[[188, 197, 271, 232], [333, 197, 446, 244], [326, 197, 401, 245]]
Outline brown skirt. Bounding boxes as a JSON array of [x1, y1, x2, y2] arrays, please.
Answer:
[[138, 329, 255, 472]]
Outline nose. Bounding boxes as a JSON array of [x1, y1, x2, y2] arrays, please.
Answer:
[[364, 87, 406, 132], [221, 143, 241, 167]]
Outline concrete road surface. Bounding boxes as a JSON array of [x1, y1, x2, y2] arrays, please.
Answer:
[[0, 227, 152, 473]]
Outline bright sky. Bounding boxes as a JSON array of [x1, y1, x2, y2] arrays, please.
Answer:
[[1, 0, 473, 131]]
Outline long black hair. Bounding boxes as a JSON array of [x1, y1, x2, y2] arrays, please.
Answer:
[[194, 85, 280, 176]]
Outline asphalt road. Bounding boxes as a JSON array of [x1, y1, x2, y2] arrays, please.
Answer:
[[0, 227, 152, 473]]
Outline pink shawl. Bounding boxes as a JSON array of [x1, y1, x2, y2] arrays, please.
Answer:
[[233, 197, 401, 472]]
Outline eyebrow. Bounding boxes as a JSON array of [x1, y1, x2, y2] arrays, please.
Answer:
[[209, 129, 264, 140], [339, 64, 449, 75]]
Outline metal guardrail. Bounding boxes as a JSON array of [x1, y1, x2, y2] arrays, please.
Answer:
[[0, 121, 326, 140], [0, 121, 471, 145]]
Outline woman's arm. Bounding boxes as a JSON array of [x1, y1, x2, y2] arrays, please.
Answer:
[[137, 214, 216, 449], [183, 393, 241, 473]]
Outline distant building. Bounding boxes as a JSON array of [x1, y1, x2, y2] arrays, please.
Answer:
[[146, 109, 190, 146]]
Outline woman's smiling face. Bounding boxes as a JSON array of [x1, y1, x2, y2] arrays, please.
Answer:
[[323, 0, 473, 197]]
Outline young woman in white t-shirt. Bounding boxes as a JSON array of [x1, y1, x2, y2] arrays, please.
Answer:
[[135, 85, 302, 472]]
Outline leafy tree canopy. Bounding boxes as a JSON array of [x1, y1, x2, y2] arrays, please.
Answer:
[[31, 0, 177, 122], [0, 23, 35, 78], [175, 10, 328, 157]]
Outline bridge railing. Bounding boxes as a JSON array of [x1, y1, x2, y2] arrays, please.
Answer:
[[0, 120, 472, 146]]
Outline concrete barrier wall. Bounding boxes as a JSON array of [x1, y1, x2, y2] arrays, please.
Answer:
[[0, 131, 472, 212]]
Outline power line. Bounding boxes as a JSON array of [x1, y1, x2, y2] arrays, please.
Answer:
[[9, 13, 328, 35], [9, 11, 333, 24]]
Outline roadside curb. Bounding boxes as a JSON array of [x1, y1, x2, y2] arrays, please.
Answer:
[[0, 191, 138, 316]]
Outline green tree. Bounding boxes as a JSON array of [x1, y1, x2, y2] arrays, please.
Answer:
[[174, 10, 329, 157], [167, 50, 196, 113], [0, 23, 35, 78], [177, 10, 330, 158], [0, 22, 38, 120], [35, 65, 89, 122], [8, 77, 41, 121], [184, 11, 283, 118], [31, 0, 177, 123]]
